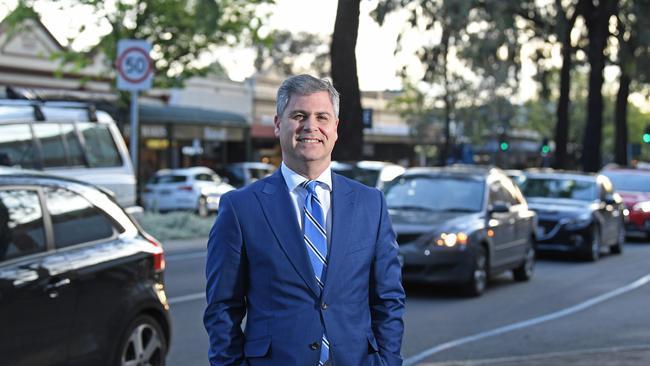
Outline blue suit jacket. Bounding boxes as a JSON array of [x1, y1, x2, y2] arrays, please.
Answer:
[[204, 170, 405, 366]]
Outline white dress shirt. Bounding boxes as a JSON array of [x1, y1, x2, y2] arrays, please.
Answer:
[[280, 162, 333, 249]]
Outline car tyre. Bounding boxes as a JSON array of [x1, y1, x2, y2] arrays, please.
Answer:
[[583, 226, 601, 262], [197, 196, 209, 217], [610, 221, 624, 255], [463, 246, 488, 297], [114, 314, 167, 366], [513, 242, 535, 282]]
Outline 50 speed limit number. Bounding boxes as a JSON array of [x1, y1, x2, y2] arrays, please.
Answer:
[[116, 40, 153, 91]]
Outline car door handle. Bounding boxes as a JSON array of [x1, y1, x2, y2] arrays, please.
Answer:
[[44, 278, 71, 291]]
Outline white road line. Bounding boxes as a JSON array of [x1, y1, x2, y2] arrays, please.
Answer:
[[418, 344, 650, 366], [404, 273, 650, 366], [168, 292, 205, 305]]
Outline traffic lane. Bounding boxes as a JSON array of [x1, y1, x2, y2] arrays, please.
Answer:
[[402, 241, 650, 358], [163, 249, 210, 366], [415, 275, 650, 364], [165, 249, 206, 298], [167, 299, 209, 366]]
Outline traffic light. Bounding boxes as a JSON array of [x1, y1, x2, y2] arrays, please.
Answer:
[[643, 124, 650, 144], [499, 134, 509, 151], [540, 138, 550, 155]]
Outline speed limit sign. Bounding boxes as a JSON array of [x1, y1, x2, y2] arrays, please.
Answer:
[[116, 39, 153, 90]]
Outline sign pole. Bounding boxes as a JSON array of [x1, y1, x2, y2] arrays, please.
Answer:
[[116, 39, 152, 192], [130, 90, 139, 177]]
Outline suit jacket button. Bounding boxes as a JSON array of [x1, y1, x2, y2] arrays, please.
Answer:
[[321, 302, 328, 310], [310, 342, 319, 350]]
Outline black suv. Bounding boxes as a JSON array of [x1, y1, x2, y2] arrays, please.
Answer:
[[385, 166, 537, 296], [0, 168, 170, 366]]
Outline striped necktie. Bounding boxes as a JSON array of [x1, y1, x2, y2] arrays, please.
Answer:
[[302, 180, 330, 365]]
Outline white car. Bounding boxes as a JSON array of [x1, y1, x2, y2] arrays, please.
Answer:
[[331, 161, 405, 189], [142, 167, 235, 216]]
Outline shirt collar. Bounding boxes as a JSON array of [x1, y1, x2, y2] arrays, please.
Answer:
[[281, 162, 332, 192]]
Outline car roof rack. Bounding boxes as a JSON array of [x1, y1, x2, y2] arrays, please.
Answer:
[[0, 94, 99, 122]]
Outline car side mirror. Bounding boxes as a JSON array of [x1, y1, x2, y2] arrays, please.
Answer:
[[489, 202, 510, 215]]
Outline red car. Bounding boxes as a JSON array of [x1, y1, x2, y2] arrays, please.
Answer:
[[601, 167, 650, 239]]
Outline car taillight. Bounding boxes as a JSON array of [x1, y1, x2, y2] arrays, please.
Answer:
[[178, 185, 193, 191], [143, 233, 165, 272]]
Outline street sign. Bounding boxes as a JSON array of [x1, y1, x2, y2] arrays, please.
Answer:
[[116, 39, 153, 91]]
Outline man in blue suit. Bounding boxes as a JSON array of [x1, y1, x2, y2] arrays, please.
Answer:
[[204, 74, 405, 365]]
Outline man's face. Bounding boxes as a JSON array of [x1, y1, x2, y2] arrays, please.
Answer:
[[274, 91, 339, 170]]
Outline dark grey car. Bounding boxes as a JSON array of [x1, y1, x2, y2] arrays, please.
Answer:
[[385, 166, 537, 296]]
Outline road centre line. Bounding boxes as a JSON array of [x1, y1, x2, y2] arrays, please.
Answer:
[[404, 273, 650, 366]]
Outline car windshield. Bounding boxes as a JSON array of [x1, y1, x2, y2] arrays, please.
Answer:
[[383, 176, 485, 212], [520, 177, 597, 201], [601, 171, 650, 193], [333, 167, 379, 187]]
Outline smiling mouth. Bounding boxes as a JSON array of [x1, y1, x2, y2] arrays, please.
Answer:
[[297, 137, 322, 143]]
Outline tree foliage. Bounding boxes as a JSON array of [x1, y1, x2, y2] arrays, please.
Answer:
[[5, 0, 273, 88], [372, 0, 527, 165], [254, 30, 330, 76]]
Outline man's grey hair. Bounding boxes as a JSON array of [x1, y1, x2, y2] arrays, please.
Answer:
[[276, 74, 340, 118]]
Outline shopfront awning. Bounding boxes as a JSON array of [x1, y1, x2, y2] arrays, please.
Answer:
[[139, 104, 248, 128]]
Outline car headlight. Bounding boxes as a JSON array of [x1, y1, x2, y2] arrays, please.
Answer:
[[632, 201, 650, 213], [432, 232, 469, 248]]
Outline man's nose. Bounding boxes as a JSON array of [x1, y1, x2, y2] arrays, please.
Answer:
[[302, 115, 316, 131]]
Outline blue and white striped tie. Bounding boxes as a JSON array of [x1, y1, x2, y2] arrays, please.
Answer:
[[302, 180, 330, 365]]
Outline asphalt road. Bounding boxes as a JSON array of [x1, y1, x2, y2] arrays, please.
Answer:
[[162, 237, 650, 365]]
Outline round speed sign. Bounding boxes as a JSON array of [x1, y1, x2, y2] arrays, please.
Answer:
[[116, 40, 153, 90]]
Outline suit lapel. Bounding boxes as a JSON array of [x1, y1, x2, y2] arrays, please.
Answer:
[[255, 170, 321, 297], [323, 173, 357, 298]]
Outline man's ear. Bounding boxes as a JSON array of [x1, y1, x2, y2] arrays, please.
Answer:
[[273, 115, 280, 137]]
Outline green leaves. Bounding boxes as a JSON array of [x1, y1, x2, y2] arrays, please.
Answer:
[[3, 0, 273, 87]]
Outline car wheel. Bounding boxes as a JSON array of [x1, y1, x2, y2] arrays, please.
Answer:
[[463, 246, 488, 297], [115, 315, 167, 366], [583, 226, 601, 262], [610, 221, 624, 255], [197, 196, 209, 217], [513, 242, 535, 282]]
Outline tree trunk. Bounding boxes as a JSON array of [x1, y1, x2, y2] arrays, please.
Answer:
[[614, 71, 630, 165], [440, 32, 451, 166], [554, 30, 573, 170], [581, 0, 617, 172], [331, 0, 363, 161]]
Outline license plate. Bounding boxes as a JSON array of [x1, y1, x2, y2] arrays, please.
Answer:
[[159, 190, 171, 195]]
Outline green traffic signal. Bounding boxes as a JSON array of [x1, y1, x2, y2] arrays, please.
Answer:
[[643, 133, 650, 143], [500, 142, 509, 151], [541, 145, 550, 154]]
